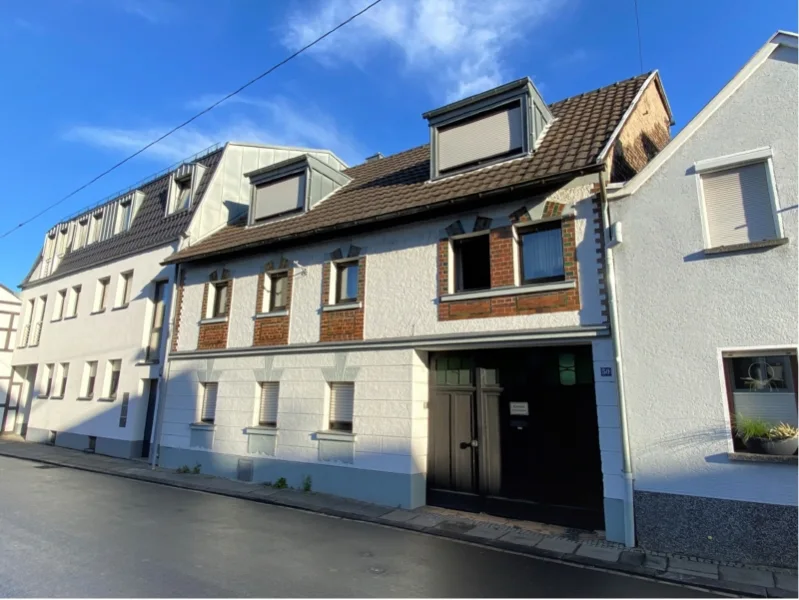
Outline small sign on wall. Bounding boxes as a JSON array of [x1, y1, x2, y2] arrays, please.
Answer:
[[509, 402, 529, 416], [600, 367, 613, 378]]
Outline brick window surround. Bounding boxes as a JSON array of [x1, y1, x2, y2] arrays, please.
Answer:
[[253, 262, 293, 347], [198, 270, 232, 350], [320, 256, 366, 342], [438, 211, 579, 321]]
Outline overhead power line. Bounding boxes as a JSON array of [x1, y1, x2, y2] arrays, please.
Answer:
[[634, 0, 644, 73], [2, 0, 384, 241]]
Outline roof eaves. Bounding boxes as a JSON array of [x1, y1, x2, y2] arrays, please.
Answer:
[[422, 77, 531, 120], [163, 161, 604, 266]]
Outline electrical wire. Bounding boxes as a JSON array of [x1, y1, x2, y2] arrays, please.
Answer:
[[634, 0, 644, 73], [1, 0, 384, 240]]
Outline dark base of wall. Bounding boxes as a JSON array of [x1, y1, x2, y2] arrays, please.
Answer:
[[158, 446, 426, 509], [26, 427, 143, 460], [634, 490, 798, 568]]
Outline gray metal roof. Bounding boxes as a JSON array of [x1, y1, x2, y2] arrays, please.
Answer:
[[21, 147, 223, 288]]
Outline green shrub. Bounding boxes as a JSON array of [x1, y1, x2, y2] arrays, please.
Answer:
[[192, 463, 201, 474], [176, 465, 191, 474], [274, 477, 288, 489], [302, 475, 312, 492], [769, 422, 798, 440], [736, 415, 798, 441]]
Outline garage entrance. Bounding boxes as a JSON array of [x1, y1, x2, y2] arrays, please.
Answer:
[[427, 347, 604, 530]]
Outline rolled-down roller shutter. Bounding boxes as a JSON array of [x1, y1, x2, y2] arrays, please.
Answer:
[[329, 382, 354, 432]]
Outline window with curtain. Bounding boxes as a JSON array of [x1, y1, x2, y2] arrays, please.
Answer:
[[518, 221, 565, 284], [329, 382, 354, 432]]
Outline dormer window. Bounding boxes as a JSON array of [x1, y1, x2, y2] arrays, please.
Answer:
[[75, 219, 89, 250], [117, 201, 133, 233], [245, 155, 350, 226], [424, 77, 553, 180], [90, 212, 103, 244], [167, 164, 205, 215]]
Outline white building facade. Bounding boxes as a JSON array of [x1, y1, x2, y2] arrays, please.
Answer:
[[10, 143, 346, 458], [609, 32, 798, 567], [155, 74, 673, 544], [0, 285, 22, 433]]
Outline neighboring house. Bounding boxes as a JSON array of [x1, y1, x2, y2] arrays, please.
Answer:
[[9, 142, 347, 458], [608, 31, 798, 566], [154, 73, 673, 545], [0, 284, 22, 432]]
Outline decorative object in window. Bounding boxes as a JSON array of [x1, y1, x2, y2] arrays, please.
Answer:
[[453, 235, 490, 292]]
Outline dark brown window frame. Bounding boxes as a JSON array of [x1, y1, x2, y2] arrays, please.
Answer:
[[517, 219, 566, 285], [211, 281, 229, 318], [268, 271, 289, 311]]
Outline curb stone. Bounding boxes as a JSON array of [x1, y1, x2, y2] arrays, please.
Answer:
[[0, 444, 795, 597]]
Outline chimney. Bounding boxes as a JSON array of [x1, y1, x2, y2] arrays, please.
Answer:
[[365, 152, 384, 163]]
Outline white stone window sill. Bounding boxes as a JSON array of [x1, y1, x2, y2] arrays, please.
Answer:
[[190, 422, 216, 431], [322, 302, 362, 313], [440, 280, 575, 303], [316, 430, 356, 442], [200, 316, 228, 325], [703, 237, 788, 256], [727, 452, 797, 464], [254, 309, 288, 319], [245, 426, 278, 436]]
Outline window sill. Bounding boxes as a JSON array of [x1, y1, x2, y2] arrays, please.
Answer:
[[90, 309, 106, 316], [245, 426, 278, 436], [76, 396, 93, 402], [441, 280, 576, 303], [135, 360, 159, 367], [727, 452, 797, 464], [49, 395, 64, 400], [704, 238, 789, 256], [190, 422, 215, 431], [316, 430, 356, 442], [200, 316, 228, 325], [51, 318, 62, 323], [64, 315, 77, 321], [98, 396, 116, 403], [37, 395, 49, 400], [322, 302, 362, 313], [111, 304, 129, 312], [254, 309, 288, 319]]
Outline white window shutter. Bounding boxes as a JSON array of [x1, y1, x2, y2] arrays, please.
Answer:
[[253, 175, 305, 221], [202, 383, 218, 423], [259, 382, 279, 426], [438, 104, 523, 172], [329, 383, 354, 429], [702, 162, 777, 247]]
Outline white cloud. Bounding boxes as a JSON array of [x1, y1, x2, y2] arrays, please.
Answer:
[[282, 0, 562, 102], [64, 95, 367, 166]]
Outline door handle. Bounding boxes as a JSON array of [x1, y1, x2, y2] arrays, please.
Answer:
[[460, 440, 479, 449]]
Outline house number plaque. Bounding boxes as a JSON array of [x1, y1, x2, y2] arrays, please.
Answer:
[[509, 402, 529, 416]]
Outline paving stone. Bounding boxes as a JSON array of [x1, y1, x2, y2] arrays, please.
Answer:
[[497, 531, 545, 548], [720, 565, 775, 587], [575, 544, 622, 562], [380, 510, 416, 523], [535, 537, 579, 554], [435, 520, 476, 535], [619, 551, 645, 567], [333, 501, 393, 519], [669, 557, 720, 578], [248, 486, 280, 498], [463, 525, 507, 540], [767, 587, 798, 598], [643, 555, 668, 571], [774, 573, 799, 592], [406, 513, 445, 528]]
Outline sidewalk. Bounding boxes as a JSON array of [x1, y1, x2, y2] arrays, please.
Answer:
[[1, 437, 795, 598]]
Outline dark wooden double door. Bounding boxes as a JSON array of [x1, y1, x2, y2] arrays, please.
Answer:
[[427, 348, 604, 530]]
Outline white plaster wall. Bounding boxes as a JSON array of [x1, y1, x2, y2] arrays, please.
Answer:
[[162, 348, 427, 475], [0, 287, 21, 405], [175, 180, 605, 351], [184, 144, 346, 247], [12, 244, 178, 441], [613, 47, 798, 506]]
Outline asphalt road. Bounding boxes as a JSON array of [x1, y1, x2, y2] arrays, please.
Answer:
[[0, 456, 720, 598]]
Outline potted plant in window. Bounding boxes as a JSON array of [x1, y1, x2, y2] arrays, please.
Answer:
[[735, 415, 799, 455]]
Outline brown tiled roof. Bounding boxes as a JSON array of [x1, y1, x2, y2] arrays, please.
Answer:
[[167, 73, 653, 265]]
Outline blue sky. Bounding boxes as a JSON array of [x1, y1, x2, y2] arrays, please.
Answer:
[[0, 0, 795, 288]]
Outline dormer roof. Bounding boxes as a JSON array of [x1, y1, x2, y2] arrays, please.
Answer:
[[165, 72, 658, 265]]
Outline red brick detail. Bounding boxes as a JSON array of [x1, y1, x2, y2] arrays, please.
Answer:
[[320, 256, 366, 342], [197, 279, 232, 350], [438, 219, 580, 321], [592, 194, 610, 324], [252, 269, 292, 347], [170, 267, 186, 351], [489, 227, 515, 287]]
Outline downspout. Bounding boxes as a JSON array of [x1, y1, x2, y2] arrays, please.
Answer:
[[150, 263, 181, 469], [598, 171, 636, 547]]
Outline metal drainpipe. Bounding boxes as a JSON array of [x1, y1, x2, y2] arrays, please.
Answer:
[[150, 263, 180, 470], [599, 171, 636, 547]]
